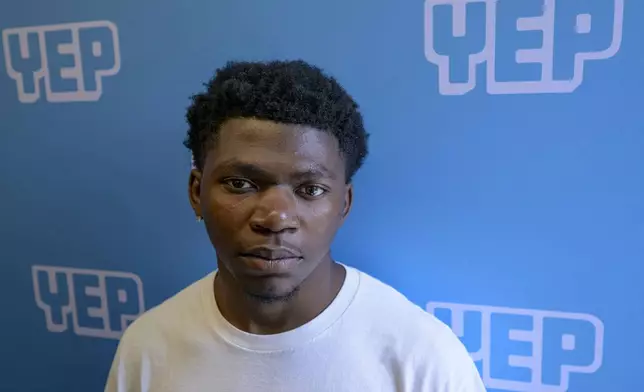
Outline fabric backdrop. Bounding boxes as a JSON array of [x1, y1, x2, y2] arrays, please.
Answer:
[[1, 0, 642, 391]]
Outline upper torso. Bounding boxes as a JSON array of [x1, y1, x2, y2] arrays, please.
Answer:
[[104, 264, 486, 392]]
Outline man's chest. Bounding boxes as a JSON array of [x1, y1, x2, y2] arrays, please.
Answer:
[[144, 345, 405, 392]]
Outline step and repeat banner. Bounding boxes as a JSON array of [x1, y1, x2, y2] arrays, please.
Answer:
[[1, 0, 642, 391]]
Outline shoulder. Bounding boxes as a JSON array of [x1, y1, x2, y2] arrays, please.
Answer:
[[349, 268, 458, 346], [348, 267, 487, 391], [104, 274, 212, 391], [128, 274, 209, 332], [348, 266, 450, 339], [110, 273, 212, 361]]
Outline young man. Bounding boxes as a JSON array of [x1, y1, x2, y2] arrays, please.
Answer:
[[105, 60, 486, 391]]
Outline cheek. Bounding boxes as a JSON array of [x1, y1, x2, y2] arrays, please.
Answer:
[[206, 187, 254, 217], [204, 192, 254, 239], [302, 200, 342, 239]]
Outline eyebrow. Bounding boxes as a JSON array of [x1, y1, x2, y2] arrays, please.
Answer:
[[215, 159, 336, 181]]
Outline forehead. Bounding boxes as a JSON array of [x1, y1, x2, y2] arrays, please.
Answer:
[[208, 118, 344, 176]]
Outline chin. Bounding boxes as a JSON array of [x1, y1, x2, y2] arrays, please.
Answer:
[[242, 279, 301, 304]]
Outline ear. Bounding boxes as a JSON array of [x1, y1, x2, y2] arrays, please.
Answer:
[[188, 169, 203, 219], [340, 183, 353, 221]]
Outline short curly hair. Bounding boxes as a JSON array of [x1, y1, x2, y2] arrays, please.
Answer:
[[184, 60, 369, 183]]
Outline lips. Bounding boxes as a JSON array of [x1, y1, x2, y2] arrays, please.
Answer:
[[238, 246, 303, 273], [240, 246, 302, 261]]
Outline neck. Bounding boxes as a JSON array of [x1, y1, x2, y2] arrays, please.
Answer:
[[213, 257, 346, 335]]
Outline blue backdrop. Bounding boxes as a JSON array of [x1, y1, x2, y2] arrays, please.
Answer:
[[1, 1, 642, 391]]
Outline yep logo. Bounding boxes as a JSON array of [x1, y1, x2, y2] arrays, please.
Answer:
[[427, 302, 604, 392], [32, 265, 145, 339], [2, 20, 120, 103], [424, 0, 624, 95]]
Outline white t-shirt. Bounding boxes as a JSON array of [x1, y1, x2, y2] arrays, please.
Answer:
[[105, 264, 487, 392]]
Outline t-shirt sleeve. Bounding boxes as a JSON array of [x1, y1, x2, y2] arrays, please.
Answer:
[[104, 340, 127, 392], [104, 323, 152, 392], [411, 315, 488, 392], [434, 346, 487, 392]]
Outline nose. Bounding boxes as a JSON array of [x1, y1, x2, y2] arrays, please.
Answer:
[[249, 186, 300, 234]]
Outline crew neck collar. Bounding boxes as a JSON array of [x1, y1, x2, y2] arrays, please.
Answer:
[[201, 263, 360, 352]]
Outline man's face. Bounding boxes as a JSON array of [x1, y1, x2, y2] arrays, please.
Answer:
[[189, 118, 353, 300]]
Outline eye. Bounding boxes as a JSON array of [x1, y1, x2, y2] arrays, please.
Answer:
[[223, 178, 255, 191], [298, 185, 326, 198]]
